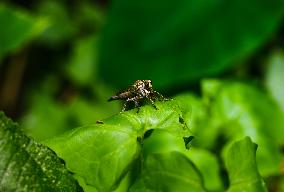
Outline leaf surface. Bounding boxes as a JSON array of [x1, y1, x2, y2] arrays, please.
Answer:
[[224, 137, 268, 192], [130, 151, 207, 192], [0, 112, 82, 192], [99, 0, 284, 88], [202, 80, 284, 176], [46, 101, 191, 191]]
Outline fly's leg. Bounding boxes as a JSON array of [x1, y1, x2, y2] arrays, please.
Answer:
[[122, 102, 128, 111], [153, 91, 171, 101], [125, 96, 142, 111], [136, 107, 140, 113], [146, 95, 158, 110]]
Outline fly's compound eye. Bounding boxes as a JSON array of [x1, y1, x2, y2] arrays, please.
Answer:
[[145, 80, 152, 89], [134, 80, 143, 88]]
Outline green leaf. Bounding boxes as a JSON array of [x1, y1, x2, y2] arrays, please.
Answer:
[[265, 50, 284, 113], [224, 137, 268, 192], [21, 90, 71, 141], [129, 129, 204, 191], [142, 129, 186, 157], [203, 80, 284, 176], [0, 112, 82, 192], [66, 36, 98, 86], [99, 0, 284, 88], [185, 148, 223, 192], [0, 5, 46, 60], [46, 123, 140, 192], [35, 1, 75, 45], [21, 78, 120, 141], [46, 101, 191, 191], [130, 151, 207, 192], [174, 93, 221, 149]]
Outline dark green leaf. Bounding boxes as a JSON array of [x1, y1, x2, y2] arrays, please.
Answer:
[[35, 1, 75, 45], [0, 112, 82, 192], [21, 80, 120, 141], [99, 0, 284, 88], [224, 137, 268, 192], [0, 5, 46, 60]]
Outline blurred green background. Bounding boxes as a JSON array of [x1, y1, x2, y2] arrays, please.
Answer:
[[1, 0, 284, 191]]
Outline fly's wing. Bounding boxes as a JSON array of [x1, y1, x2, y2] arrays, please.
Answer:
[[108, 95, 120, 101], [108, 87, 134, 101]]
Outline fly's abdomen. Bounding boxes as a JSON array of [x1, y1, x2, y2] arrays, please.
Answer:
[[108, 91, 133, 101]]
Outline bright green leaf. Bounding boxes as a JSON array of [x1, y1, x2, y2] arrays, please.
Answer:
[[46, 101, 191, 191], [142, 129, 186, 157], [46, 123, 140, 192], [0, 112, 82, 192], [66, 36, 98, 86], [265, 50, 284, 113], [174, 93, 221, 149], [185, 148, 224, 192], [130, 151, 207, 192], [99, 0, 284, 88], [203, 80, 284, 176], [224, 137, 268, 192]]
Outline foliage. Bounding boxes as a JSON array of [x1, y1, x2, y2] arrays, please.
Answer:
[[0, 112, 82, 192], [99, 0, 284, 88], [0, 0, 284, 191], [45, 100, 269, 192], [0, 5, 46, 60], [224, 137, 268, 192]]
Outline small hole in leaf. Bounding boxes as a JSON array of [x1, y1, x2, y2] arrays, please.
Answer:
[[183, 136, 194, 149], [179, 116, 185, 124], [144, 129, 154, 139]]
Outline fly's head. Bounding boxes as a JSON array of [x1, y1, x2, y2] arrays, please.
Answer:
[[134, 80, 153, 96]]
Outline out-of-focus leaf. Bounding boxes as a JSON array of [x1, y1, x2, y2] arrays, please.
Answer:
[[99, 0, 284, 88], [142, 129, 223, 191], [185, 148, 223, 192], [224, 137, 268, 192], [75, 2, 105, 34], [142, 129, 186, 157], [130, 151, 207, 192], [66, 36, 98, 86], [46, 101, 191, 191], [0, 5, 46, 60], [174, 93, 221, 149], [21, 76, 120, 141], [265, 50, 284, 113], [21, 91, 71, 141], [35, 1, 75, 45], [203, 80, 284, 176], [0, 112, 82, 192]]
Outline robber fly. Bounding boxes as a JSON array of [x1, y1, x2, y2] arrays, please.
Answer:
[[108, 80, 168, 111]]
